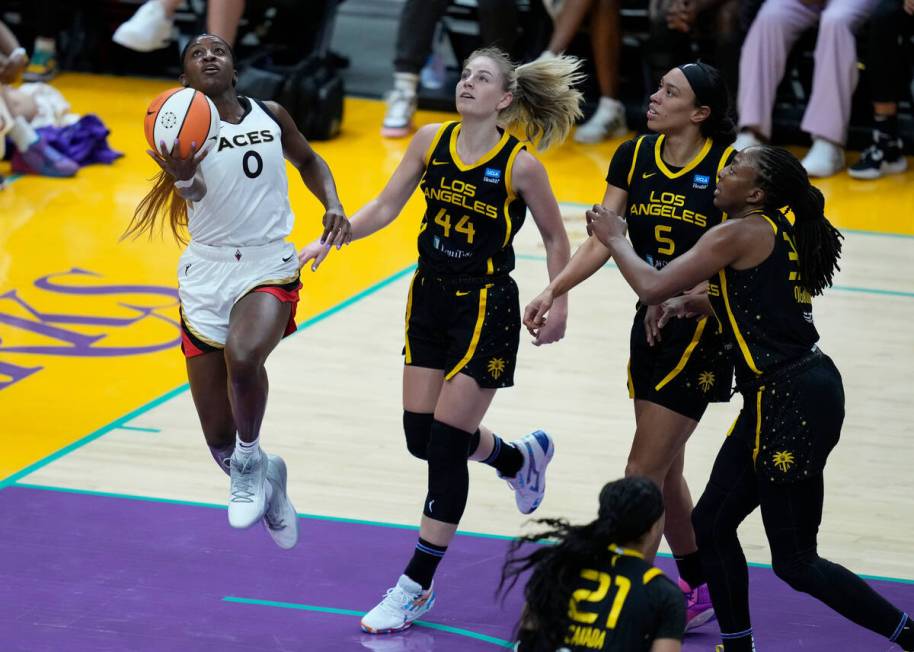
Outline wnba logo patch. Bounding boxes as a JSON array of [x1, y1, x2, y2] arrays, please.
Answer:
[[692, 173, 710, 189], [483, 167, 502, 184]]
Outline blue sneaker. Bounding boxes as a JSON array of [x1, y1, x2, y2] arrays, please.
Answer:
[[11, 137, 78, 177], [502, 430, 555, 514]]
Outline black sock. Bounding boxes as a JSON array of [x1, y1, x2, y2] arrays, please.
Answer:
[[721, 629, 755, 652], [674, 550, 705, 589], [874, 113, 899, 139], [481, 434, 523, 477], [404, 537, 447, 589], [892, 614, 913, 650]]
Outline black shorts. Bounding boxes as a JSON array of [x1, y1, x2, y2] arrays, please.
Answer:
[[403, 268, 521, 388], [628, 305, 734, 421], [729, 351, 843, 483]]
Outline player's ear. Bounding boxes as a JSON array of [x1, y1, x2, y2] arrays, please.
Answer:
[[179, 73, 189, 88]]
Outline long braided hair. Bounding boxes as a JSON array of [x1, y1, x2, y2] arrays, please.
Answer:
[[751, 145, 844, 296], [498, 477, 664, 651]]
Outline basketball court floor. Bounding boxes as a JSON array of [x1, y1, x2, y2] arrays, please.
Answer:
[[1, 73, 913, 651]]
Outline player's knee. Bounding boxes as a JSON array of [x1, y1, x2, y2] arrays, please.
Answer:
[[225, 343, 263, 381], [624, 459, 665, 487], [771, 551, 822, 592], [403, 411, 434, 460], [424, 420, 472, 523], [691, 493, 726, 549]]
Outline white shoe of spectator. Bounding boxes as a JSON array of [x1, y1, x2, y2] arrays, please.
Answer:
[[574, 97, 628, 144], [733, 130, 762, 151], [802, 138, 845, 178], [112, 0, 174, 52], [381, 73, 418, 138]]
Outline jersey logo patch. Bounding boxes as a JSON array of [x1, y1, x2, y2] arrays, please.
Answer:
[[642, 171, 656, 179], [431, 159, 449, 166], [487, 357, 506, 379], [698, 371, 716, 392], [483, 167, 502, 183], [692, 173, 710, 189]]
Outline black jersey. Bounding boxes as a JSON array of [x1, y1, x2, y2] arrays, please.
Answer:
[[607, 134, 733, 269], [520, 547, 685, 652], [418, 121, 527, 277], [707, 210, 820, 386]]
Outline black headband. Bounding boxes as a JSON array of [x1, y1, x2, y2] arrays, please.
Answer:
[[677, 62, 714, 106]]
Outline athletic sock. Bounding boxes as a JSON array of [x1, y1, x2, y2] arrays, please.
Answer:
[[403, 537, 447, 589], [874, 113, 899, 140], [721, 628, 756, 652], [9, 116, 39, 152], [481, 434, 523, 477], [891, 613, 913, 650], [674, 550, 705, 589], [235, 433, 260, 457]]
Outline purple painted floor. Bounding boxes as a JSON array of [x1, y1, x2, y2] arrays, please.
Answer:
[[1, 485, 911, 651]]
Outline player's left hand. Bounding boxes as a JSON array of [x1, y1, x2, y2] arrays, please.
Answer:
[[532, 302, 567, 346], [585, 204, 626, 248], [320, 207, 351, 249], [657, 295, 698, 329]]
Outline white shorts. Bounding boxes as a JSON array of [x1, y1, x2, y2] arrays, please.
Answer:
[[177, 239, 301, 356]]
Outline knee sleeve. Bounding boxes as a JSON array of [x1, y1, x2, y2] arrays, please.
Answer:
[[403, 411, 434, 460], [423, 420, 472, 524]]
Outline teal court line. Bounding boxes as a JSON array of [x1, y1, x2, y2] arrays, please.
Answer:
[[0, 264, 417, 489], [556, 201, 914, 241], [117, 425, 161, 433], [12, 481, 914, 588], [1, 173, 22, 189], [514, 254, 914, 300], [222, 596, 514, 648]]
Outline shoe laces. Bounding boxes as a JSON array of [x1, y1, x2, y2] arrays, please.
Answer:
[[230, 455, 259, 503]]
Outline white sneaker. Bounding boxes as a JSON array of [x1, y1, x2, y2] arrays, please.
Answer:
[[802, 138, 845, 178], [112, 0, 174, 52], [574, 97, 628, 143], [381, 88, 417, 138], [733, 130, 762, 151], [228, 448, 268, 529], [263, 454, 299, 549], [501, 430, 555, 514], [361, 575, 436, 634]]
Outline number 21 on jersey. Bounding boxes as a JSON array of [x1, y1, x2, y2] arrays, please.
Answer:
[[568, 569, 632, 629]]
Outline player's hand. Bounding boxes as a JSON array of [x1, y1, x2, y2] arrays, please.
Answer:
[[905, 0, 914, 15], [644, 304, 663, 346], [657, 295, 698, 329], [147, 137, 211, 182], [298, 238, 332, 271], [0, 50, 27, 84], [585, 204, 627, 247], [524, 288, 554, 341], [533, 300, 567, 346], [320, 207, 351, 249]]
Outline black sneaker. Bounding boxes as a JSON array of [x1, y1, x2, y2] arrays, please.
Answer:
[[849, 131, 907, 180]]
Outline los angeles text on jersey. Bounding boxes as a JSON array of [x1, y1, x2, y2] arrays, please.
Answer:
[[217, 130, 275, 152], [628, 191, 708, 227], [423, 178, 499, 219], [564, 624, 607, 649]]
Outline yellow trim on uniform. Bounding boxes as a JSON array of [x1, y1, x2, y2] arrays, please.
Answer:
[[626, 358, 635, 399], [424, 121, 454, 166], [501, 141, 526, 248], [404, 270, 419, 364], [654, 316, 708, 391], [725, 415, 738, 437], [752, 386, 765, 463], [759, 213, 779, 235], [626, 136, 647, 187], [609, 544, 645, 559], [449, 123, 510, 172], [654, 135, 713, 180], [179, 306, 225, 349], [717, 146, 734, 222], [445, 286, 488, 380], [718, 269, 762, 375], [486, 257, 494, 275], [643, 568, 665, 585]]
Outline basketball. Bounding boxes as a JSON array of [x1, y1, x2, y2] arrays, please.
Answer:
[[144, 87, 220, 159]]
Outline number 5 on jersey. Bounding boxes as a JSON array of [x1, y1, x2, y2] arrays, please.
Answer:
[[433, 208, 476, 244]]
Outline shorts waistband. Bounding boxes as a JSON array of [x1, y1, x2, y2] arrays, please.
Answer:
[[417, 266, 511, 288], [187, 239, 293, 263], [737, 346, 823, 395]]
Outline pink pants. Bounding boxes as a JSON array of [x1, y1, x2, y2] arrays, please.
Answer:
[[737, 0, 878, 145]]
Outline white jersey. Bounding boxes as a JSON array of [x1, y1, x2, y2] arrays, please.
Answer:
[[188, 97, 294, 246]]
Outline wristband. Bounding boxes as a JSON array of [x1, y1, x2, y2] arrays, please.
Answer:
[[173, 177, 195, 189], [9, 47, 27, 61]]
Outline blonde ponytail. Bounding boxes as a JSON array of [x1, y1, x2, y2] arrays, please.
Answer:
[[466, 47, 585, 151], [121, 170, 189, 244]]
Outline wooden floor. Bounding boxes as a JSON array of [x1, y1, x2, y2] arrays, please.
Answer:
[[3, 74, 913, 583]]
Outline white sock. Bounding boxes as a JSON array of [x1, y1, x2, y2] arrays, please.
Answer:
[[235, 433, 260, 457], [595, 96, 620, 115], [9, 116, 39, 152], [393, 72, 418, 95], [34, 37, 56, 54]]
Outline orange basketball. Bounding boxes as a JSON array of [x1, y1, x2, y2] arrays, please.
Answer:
[[144, 87, 220, 159]]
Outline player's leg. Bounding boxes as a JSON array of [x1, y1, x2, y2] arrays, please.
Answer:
[[185, 350, 235, 476]]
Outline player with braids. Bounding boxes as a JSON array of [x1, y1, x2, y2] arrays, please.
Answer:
[[301, 46, 580, 634], [586, 145, 914, 652], [500, 476, 685, 652]]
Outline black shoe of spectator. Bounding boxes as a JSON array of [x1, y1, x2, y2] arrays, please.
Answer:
[[849, 131, 907, 180]]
